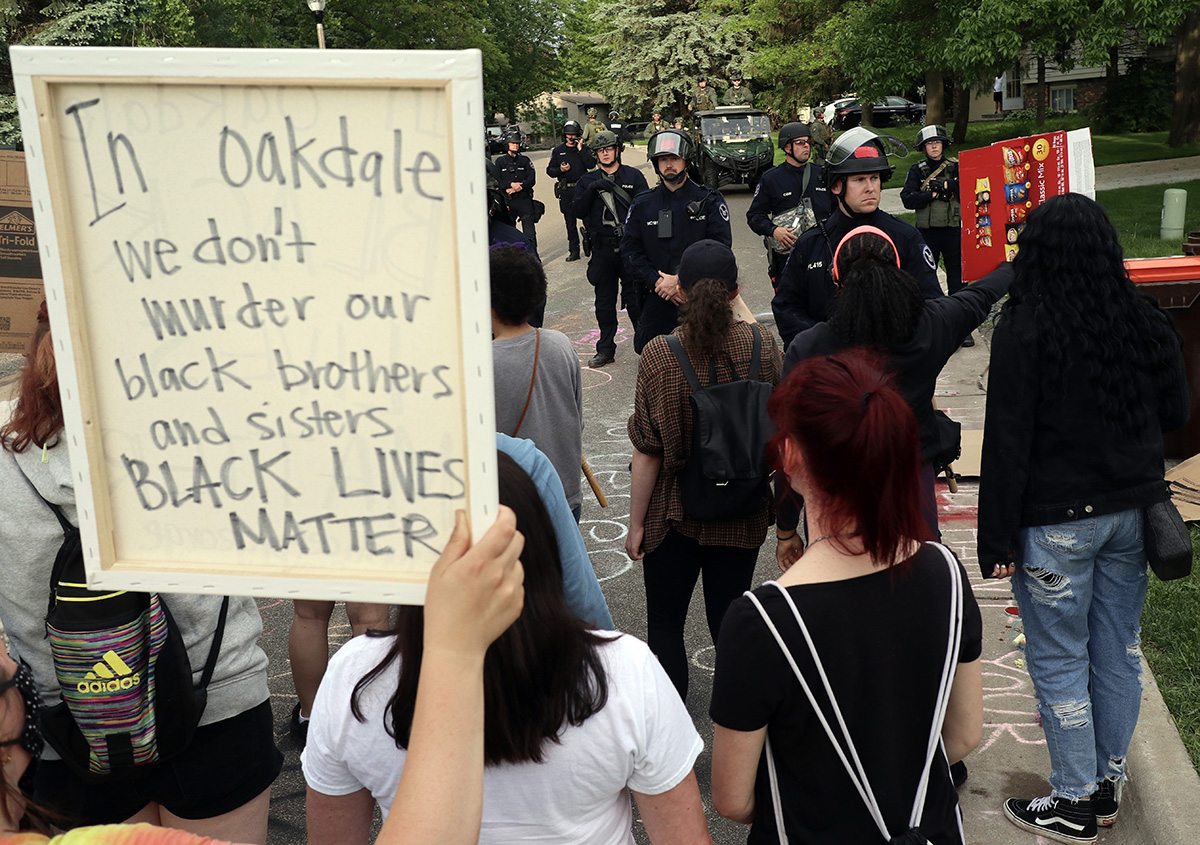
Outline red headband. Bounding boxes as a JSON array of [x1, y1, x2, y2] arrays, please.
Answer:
[[832, 225, 900, 282]]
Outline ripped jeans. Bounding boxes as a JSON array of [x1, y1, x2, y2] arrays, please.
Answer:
[[1013, 508, 1149, 800]]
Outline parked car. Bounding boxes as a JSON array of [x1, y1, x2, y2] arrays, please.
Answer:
[[692, 106, 774, 190], [831, 96, 926, 130], [822, 97, 858, 125], [485, 124, 506, 155]]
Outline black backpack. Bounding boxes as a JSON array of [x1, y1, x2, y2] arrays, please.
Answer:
[[666, 325, 775, 521], [34, 494, 228, 781]]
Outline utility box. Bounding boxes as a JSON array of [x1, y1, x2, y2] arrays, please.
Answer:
[[1128, 256, 1200, 457]]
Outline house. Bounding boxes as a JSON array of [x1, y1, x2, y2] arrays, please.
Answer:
[[518, 91, 610, 142]]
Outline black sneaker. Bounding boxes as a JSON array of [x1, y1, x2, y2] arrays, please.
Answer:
[[588, 352, 614, 368], [290, 702, 309, 745], [950, 760, 968, 788], [961, 336, 976, 347], [566, 252, 581, 262], [1093, 778, 1119, 826], [1004, 795, 1096, 844]]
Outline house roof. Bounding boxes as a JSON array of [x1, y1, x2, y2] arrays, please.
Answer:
[[553, 91, 607, 105]]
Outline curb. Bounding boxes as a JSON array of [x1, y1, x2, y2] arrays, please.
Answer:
[[1125, 658, 1200, 844]]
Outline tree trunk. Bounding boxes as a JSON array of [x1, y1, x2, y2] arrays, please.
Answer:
[[1106, 44, 1119, 93], [862, 100, 874, 128], [952, 82, 971, 145], [925, 69, 945, 127], [1169, 9, 1200, 146], [1036, 55, 1046, 127]]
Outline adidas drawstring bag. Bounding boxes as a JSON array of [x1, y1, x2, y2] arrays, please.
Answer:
[[35, 494, 227, 781]]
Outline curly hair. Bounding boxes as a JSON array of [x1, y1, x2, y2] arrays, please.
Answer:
[[1008, 193, 1181, 434], [678, 278, 733, 360], [1, 301, 63, 454], [489, 244, 546, 326], [829, 233, 924, 350]]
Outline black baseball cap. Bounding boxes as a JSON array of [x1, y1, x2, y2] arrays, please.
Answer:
[[678, 240, 738, 292]]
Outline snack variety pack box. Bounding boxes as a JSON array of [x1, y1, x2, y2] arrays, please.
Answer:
[[0, 150, 45, 353], [959, 128, 1095, 282]]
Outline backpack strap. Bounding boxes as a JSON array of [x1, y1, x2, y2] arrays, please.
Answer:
[[158, 593, 230, 696], [665, 333, 704, 393], [746, 547, 963, 841], [667, 324, 763, 388]]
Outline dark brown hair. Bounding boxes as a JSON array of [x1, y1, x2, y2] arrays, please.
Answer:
[[678, 278, 733, 360], [0, 301, 62, 454], [351, 451, 610, 765]]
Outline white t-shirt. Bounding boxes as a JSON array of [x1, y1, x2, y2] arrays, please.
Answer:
[[302, 631, 703, 844]]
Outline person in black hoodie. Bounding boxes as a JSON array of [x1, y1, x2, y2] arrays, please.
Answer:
[[978, 193, 1188, 845]]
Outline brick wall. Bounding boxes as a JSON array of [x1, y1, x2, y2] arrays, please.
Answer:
[[1021, 77, 1107, 112]]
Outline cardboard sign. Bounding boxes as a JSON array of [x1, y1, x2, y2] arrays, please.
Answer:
[[0, 150, 45, 353], [960, 128, 1094, 282], [11, 46, 497, 604]]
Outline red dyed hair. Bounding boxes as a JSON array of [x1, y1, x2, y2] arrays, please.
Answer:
[[768, 350, 931, 567], [0, 300, 63, 453]]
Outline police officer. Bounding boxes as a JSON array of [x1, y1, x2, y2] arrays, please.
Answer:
[[494, 129, 538, 252], [581, 107, 605, 146], [690, 77, 716, 113], [621, 129, 732, 353], [546, 119, 596, 262], [573, 131, 650, 367], [607, 110, 632, 143], [671, 115, 685, 130], [644, 110, 668, 138], [772, 127, 942, 349], [902, 125, 968, 343], [486, 158, 544, 325], [723, 69, 753, 106], [746, 122, 833, 292], [810, 111, 833, 165]]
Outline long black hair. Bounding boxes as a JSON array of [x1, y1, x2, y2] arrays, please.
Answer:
[[1007, 192, 1181, 434], [829, 232, 924, 351], [350, 451, 610, 765]]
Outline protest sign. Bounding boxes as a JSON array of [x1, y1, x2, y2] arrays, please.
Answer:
[[959, 128, 1094, 282], [11, 46, 497, 604]]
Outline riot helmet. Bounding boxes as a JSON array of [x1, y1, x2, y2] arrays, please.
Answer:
[[564, 120, 582, 137], [587, 107, 597, 118], [592, 130, 623, 164], [647, 129, 692, 184], [504, 128, 522, 147], [777, 122, 812, 150], [485, 158, 513, 224], [823, 126, 898, 189], [608, 109, 620, 120], [729, 67, 743, 83], [914, 124, 951, 152]]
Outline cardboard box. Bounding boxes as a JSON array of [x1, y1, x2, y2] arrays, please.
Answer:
[[0, 150, 44, 353], [959, 128, 1095, 282]]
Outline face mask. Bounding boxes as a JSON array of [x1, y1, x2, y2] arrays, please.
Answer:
[[0, 660, 45, 760]]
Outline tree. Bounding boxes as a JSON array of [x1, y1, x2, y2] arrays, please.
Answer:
[[591, 0, 752, 119], [558, 0, 606, 92], [1169, 8, 1200, 144]]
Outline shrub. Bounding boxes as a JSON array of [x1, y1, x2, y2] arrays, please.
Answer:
[[1091, 57, 1174, 133]]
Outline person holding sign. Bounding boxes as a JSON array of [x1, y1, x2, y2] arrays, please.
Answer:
[[490, 246, 585, 519], [302, 452, 712, 845], [0, 304, 281, 843]]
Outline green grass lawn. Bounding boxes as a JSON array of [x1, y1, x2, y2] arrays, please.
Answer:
[[896, 180, 1199, 259], [1141, 533, 1200, 773]]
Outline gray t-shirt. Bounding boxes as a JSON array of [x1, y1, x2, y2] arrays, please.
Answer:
[[492, 328, 584, 510], [0, 401, 270, 758]]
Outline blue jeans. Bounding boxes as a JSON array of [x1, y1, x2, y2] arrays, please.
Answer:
[[1012, 508, 1149, 800]]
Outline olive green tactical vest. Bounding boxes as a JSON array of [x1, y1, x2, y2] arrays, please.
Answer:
[[915, 158, 962, 229]]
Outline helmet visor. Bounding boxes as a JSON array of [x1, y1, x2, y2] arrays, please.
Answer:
[[827, 126, 909, 169]]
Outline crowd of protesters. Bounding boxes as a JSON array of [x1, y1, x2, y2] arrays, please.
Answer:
[[0, 112, 1187, 845]]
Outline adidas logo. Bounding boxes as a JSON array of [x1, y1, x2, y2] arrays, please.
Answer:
[[76, 650, 142, 694]]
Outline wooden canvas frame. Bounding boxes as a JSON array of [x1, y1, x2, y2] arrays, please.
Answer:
[[12, 46, 497, 605]]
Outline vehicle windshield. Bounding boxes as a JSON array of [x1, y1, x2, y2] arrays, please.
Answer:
[[701, 114, 771, 139]]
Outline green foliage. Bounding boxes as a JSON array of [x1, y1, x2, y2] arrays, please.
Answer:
[[559, 0, 606, 92], [0, 92, 20, 147], [592, 0, 753, 119], [1092, 57, 1175, 133]]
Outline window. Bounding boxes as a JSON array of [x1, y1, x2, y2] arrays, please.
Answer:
[[1005, 67, 1022, 100], [1049, 85, 1076, 112]]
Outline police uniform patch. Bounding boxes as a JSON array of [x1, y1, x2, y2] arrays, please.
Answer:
[[923, 244, 936, 269], [719, 203, 730, 222], [753, 183, 762, 198]]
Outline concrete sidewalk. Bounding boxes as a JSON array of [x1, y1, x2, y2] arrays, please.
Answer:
[[930, 325, 1200, 845]]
